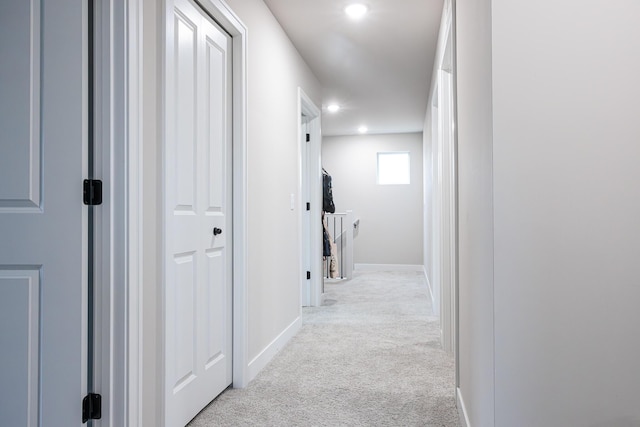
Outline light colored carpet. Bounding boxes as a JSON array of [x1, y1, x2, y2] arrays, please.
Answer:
[[188, 270, 458, 427]]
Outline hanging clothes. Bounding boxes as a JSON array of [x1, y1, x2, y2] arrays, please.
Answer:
[[322, 213, 338, 278], [322, 168, 336, 213], [323, 226, 331, 257], [322, 168, 337, 278]]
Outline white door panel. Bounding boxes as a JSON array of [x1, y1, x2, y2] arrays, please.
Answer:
[[0, 0, 39, 208], [0, 270, 40, 426], [0, 0, 87, 426], [165, 0, 233, 424]]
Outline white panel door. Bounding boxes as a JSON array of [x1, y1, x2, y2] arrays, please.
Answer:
[[165, 0, 233, 425], [0, 0, 87, 426]]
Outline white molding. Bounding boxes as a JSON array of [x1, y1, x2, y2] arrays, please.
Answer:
[[94, 0, 129, 425], [428, 0, 456, 359], [311, 119, 322, 306], [354, 263, 425, 272], [247, 316, 302, 382], [457, 387, 471, 427], [126, 0, 144, 425]]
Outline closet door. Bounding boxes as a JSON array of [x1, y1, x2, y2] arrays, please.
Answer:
[[164, 0, 233, 425]]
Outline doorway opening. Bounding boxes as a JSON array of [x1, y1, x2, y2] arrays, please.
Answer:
[[424, 0, 458, 405], [298, 88, 323, 307]]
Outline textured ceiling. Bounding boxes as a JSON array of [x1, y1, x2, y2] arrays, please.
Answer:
[[263, 0, 444, 136]]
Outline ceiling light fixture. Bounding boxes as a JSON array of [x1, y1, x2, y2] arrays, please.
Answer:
[[345, 3, 368, 20], [327, 104, 340, 113], [358, 126, 368, 134]]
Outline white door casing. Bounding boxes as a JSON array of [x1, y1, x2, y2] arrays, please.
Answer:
[[0, 0, 88, 426], [301, 118, 311, 306], [437, 19, 456, 358], [439, 66, 454, 354], [298, 89, 323, 307], [164, 0, 233, 425]]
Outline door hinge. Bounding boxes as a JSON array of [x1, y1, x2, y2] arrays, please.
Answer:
[[306, 133, 310, 142], [82, 393, 102, 423], [306, 271, 311, 280], [306, 202, 310, 211], [83, 179, 103, 205]]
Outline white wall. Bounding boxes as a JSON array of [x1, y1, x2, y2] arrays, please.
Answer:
[[455, 0, 495, 425], [453, 0, 640, 426], [140, 0, 322, 424], [322, 133, 424, 265], [492, 1, 640, 425], [223, 0, 322, 366]]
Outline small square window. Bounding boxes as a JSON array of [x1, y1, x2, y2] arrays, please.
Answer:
[[377, 152, 410, 185]]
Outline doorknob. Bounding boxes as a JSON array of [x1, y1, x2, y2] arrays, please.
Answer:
[[213, 227, 223, 236]]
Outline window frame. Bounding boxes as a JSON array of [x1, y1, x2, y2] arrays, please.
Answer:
[[376, 151, 411, 185]]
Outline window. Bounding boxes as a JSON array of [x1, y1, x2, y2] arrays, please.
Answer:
[[377, 152, 410, 185]]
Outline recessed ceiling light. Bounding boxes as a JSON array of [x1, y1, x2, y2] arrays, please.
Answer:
[[345, 3, 368, 20], [327, 104, 340, 113], [358, 126, 368, 134]]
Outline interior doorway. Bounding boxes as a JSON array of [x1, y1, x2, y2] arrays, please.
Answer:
[[428, 3, 457, 366], [301, 116, 312, 305], [298, 88, 323, 307], [160, 0, 249, 425]]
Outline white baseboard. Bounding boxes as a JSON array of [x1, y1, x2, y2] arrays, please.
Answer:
[[457, 387, 471, 427], [354, 263, 424, 272], [247, 316, 302, 382]]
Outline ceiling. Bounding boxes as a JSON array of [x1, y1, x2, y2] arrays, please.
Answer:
[[263, 0, 444, 136]]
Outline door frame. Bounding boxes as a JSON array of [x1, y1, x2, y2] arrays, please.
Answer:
[[157, 0, 250, 417], [192, 0, 250, 391], [427, 0, 456, 361], [438, 1, 456, 362], [93, 0, 129, 425], [450, 0, 460, 394], [298, 88, 322, 307], [99, 0, 249, 425]]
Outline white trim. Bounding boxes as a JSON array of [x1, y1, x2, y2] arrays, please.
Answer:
[[225, 1, 251, 391], [247, 316, 302, 382], [126, 0, 144, 425], [94, 0, 129, 425], [354, 263, 424, 272], [426, 0, 456, 357], [297, 88, 323, 307], [457, 387, 471, 427]]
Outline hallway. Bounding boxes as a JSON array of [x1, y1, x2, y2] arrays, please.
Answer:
[[188, 270, 458, 426]]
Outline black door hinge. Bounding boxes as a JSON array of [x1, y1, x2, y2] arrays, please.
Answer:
[[306, 271, 311, 280], [306, 202, 310, 211], [306, 133, 310, 142], [83, 179, 103, 205], [82, 393, 102, 423]]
